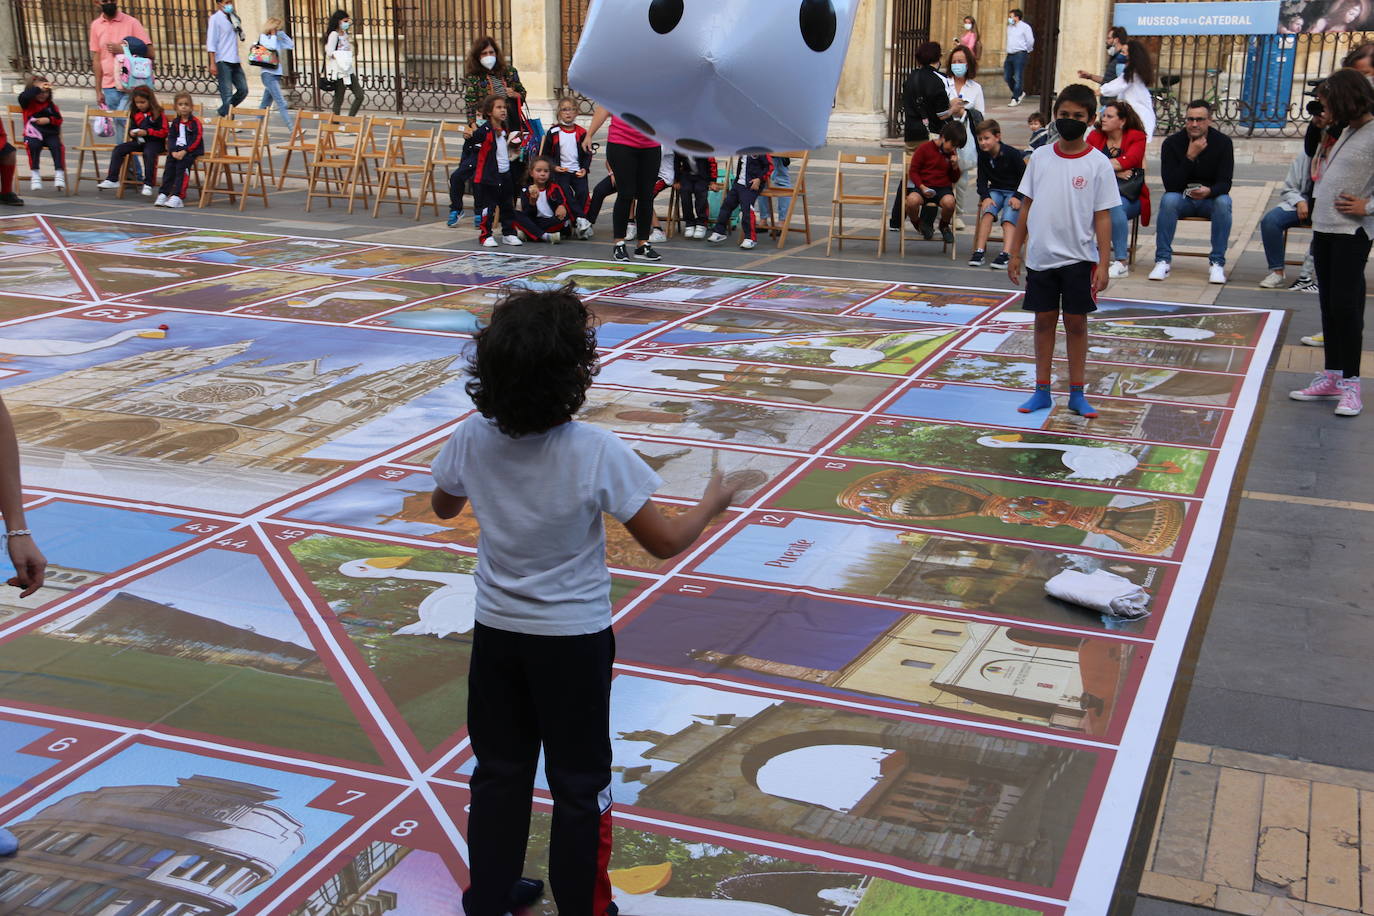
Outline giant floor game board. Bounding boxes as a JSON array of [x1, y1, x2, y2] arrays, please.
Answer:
[[0, 215, 1281, 915]]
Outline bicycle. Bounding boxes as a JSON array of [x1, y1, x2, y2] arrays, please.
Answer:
[[1151, 74, 1184, 135]]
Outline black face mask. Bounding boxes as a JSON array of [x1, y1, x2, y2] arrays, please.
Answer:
[[1055, 117, 1089, 141], [100, 2, 117, 15]]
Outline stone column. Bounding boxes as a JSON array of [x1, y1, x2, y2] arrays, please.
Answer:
[[509, 0, 561, 123], [1054, 0, 1110, 92], [0, 0, 20, 88], [830, 0, 888, 143]]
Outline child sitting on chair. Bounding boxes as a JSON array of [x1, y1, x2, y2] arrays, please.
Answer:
[[906, 121, 966, 244], [154, 92, 202, 209], [706, 152, 772, 250], [98, 86, 166, 198], [674, 153, 719, 239], [18, 76, 65, 192]]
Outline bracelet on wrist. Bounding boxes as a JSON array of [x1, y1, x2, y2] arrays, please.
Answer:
[[4, 529, 33, 538]]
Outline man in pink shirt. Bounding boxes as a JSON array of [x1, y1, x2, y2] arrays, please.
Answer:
[[89, 0, 152, 111]]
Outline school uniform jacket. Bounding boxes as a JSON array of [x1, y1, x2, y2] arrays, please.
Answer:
[[728, 154, 772, 187], [167, 116, 204, 155], [674, 154, 718, 183], [18, 87, 62, 137], [128, 110, 168, 142], [469, 121, 514, 187], [539, 123, 592, 173], [520, 181, 571, 219]]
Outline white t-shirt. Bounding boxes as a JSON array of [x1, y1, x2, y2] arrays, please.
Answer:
[[659, 149, 675, 185], [1017, 143, 1120, 271], [535, 187, 554, 218], [1100, 74, 1156, 142], [431, 417, 660, 636], [557, 128, 580, 171], [495, 129, 510, 174]]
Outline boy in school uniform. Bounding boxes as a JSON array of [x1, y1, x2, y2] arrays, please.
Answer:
[[1005, 83, 1119, 419], [430, 288, 739, 916], [968, 119, 1025, 268]]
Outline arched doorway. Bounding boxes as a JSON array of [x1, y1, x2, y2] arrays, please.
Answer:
[[47, 418, 161, 451]]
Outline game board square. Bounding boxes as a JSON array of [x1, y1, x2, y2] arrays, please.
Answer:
[[506, 259, 669, 296], [616, 268, 774, 305], [636, 306, 948, 349], [0, 251, 86, 298], [1081, 312, 1269, 346], [115, 268, 343, 311], [662, 326, 962, 375], [239, 279, 460, 323], [358, 287, 503, 333], [41, 215, 189, 247], [390, 252, 568, 286], [0, 534, 391, 766], [0, 293, 76, 323], [0, 242, 43, 259], [582, 298, 696, 347], [0, 215, 53, 247], [181, 236, 370, 266], [850, 284, 1012, 324], [70, 249, 244, 299], [0, 714, 125, 810], [961, 328, 1252, 374], [88, 228, 280, 257], [286, 246, 461, 278], [731, 276, 899, 313]]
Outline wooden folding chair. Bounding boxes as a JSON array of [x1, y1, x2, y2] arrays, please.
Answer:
[[756, 151, 811, 248], [372, 126, 440, 219], [418, 120, 469, 218], [361, 116, 406, 175], [230, 107, 277, 186], [197, 117, 270, 210], [827, 152, 892, 257], [73, 107, 121, 192], [305, 115, 372, 213], [278, 111, 332, 189], [900, 152, 957, 261], [5, 107, 30, 179]]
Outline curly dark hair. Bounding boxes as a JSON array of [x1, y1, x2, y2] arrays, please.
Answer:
[[1319, 67, 1374, 124], [465, 286, 599, 437]]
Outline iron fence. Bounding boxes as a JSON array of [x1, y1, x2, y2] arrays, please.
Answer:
[[887, 0, 934, 137], [1146, 31, 1370, 137], [8, 0, 219, 94], [284, 0, 511, 114], [554, 0, 594, 114]]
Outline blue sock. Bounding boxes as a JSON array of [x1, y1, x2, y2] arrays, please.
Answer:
[[1068, 384, 1098, 418], [1018, 383, 1053, 413]]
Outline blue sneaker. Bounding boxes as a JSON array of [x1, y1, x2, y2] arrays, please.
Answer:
[[473, 212, 482, 230], [447, 209, 462, 228], [0, 828, 17, 856], [1018, 384, 1053, 414], [1067, 385, 1098, 418]]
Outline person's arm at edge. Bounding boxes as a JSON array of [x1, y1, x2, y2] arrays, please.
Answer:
[[1006, 195, 1033, 285], [1094, 207, 1112, 292], [624, 472, 737, 560], [431, 488, 466, 520], [0, 397, 46, 597], [584, 105, 609, 149]]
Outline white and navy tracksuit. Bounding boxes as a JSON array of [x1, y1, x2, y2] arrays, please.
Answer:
[[539, 122, 592, 216], [105, 110, 167, 186], [471, 121, 519, 241], [510, 181, 572, 241], [160, 115, 203, 199], [674, 154, 718, 229], [711, 154, 772, 241]]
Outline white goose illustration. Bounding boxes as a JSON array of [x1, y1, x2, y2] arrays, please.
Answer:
[[283, 289, 408, 309], [728, 338, 884, 368], [975, 433, 1181, 481], [337, 556, 476, 638], [608, 863, 802, 915], [0, 324, 168, 357], [1104, 321, 1216, 341]]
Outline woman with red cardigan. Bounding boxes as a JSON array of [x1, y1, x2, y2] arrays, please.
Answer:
[[1090, 99, 1151, 279]]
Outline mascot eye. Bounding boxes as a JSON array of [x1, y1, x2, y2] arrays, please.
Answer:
[[799, 0, 838, 52], [677, 137, 713, 152], [737, 146, 772, 155], [622, 112, 656, 135], [648, 0, 684, 34]]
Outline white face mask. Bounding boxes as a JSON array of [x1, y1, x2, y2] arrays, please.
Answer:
[[964, 21, 973, 29], [1008, 16, 1016, 24], [480, 54, 497, 70]]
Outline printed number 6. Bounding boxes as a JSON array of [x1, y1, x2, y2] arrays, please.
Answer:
[[391, 819, 419, 837], [48, 737, 78, 752]]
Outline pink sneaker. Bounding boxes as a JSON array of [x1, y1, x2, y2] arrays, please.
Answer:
[[1290, 370, 1342, 401], [1335, 378, 1362, 416]]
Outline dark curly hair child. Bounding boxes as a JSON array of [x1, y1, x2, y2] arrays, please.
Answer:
[[429, 285, 740, 916]]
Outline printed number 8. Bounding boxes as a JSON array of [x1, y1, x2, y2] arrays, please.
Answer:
[[391, 820, 419, 837]]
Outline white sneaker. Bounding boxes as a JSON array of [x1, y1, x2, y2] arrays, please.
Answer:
[[695, 225, 709, 239], [740, 238, 757, 250], [1008, 96, 1022, 107], [97, 179, 120, 190], [1208, 263, 1226, 285], [542, 232, 560, 244], [502, 234, 523, 246], [154, 193, 168, 207], [624, 222, 637, 241], [575, 217, 591, 238], [1107, 260, 1129, 279], [1300, 332, 1324, 347], [29, 175, 41, 191], [52, 171, 66, 190], [954, 216, 967, 231], [706, 231, 726, 243], [648, 227, 667, 243], [1258, 270, 1286, 289], [482, 236, 499, 247], [165, 196, 184, 209], [141, 185, 154, 197], [1148, 261, 1171, 281]]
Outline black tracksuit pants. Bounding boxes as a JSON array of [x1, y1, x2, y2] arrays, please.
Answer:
[[678, 176, 711, 226]]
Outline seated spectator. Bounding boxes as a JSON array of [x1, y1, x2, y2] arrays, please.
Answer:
[[1258, 106, 1325, 290], [1089, 99, 1152, 279], [906, 121, 966, 244], [1149, 100, 1234, 285], [1026, 110, 1049, 151], [968, 119, 1024, 269]]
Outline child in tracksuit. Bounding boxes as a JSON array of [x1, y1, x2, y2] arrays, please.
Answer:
[[539, 97, 593, 238], [430, 286, 738, 916], [447, 129, 480, 227], [98, 86, 167, 197], [18, 77, 65, 191], [511, 157, 571, 243], [155, 92, 202, 208], [674, 153, 718, 239], [707, 153, 772, 250], [471, 94, 525, 247]]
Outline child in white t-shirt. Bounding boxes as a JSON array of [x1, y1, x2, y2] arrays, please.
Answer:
[[430, 287, 739, 916], [1006, 83, 1119, 419]]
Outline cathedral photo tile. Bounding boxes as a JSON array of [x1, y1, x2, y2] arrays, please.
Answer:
[[87, 227, 279, 258], [660, 326, 963, 376], [730, 276, 901, 314], [960, 328, 1254, 375]]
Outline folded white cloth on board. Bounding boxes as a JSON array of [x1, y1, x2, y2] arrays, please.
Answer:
[[1045, 569, 1151, 619]]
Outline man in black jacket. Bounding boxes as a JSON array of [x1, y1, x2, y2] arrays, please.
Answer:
[[1149, 100, 1234, 285]]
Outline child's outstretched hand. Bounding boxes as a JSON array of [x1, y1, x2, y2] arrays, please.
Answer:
[[701, 471, 743, 517]]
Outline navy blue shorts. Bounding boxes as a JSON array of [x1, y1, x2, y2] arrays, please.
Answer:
[[1023, 261, 1098, 315]]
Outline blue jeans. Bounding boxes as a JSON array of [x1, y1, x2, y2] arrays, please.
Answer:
[[981, 189, 1021, 225], [216, 61, 249, 117], [1154, 191, 1232, 266], [1260, 204, 1312, 274], [756, 159, 792, 223], [259, 72, 295, 129], [1004, 51, 1028, 98], [102, 87, 139, 179], [1110, 195, 1141, 261]]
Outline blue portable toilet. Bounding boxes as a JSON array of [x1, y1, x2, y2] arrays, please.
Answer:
[[1240, 34, 1296, 130]]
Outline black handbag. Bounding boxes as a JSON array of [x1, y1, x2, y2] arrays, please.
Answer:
[[318, 69, 340, 92], [1117, 168, 1145, 201]]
